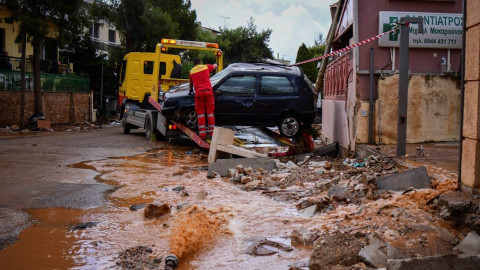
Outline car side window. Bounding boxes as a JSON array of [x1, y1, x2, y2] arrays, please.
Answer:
[[217, 75, 256, 96], [260, 76, 293, 95]]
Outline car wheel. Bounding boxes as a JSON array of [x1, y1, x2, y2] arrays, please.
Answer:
[[184, 109, 198, 130], [145, 115, 153, 140], [278, 114, 300, 137]]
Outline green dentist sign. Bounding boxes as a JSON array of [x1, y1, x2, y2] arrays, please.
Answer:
[[378, 11, 462, 49]]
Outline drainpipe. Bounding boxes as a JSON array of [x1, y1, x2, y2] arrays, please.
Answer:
[[368, 47, 374, 144], [165, 254, 179, 270], [458, 0, 467, 190]]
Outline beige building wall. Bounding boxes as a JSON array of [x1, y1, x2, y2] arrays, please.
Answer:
[[355, 75, 461, 144], [461, 0, 480, 188]]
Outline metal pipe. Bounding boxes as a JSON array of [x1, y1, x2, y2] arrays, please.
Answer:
[[458, 0, 467, 190], [396, 17, 424, 157], [165, 254, 179, 270], [369, 47, 374, 144]]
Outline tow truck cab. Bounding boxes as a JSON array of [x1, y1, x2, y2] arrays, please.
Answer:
[[118, 39, 224, 118]]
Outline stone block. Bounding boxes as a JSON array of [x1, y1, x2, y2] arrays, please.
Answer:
[[455, 231, 480, 255], [467, 0, 480, 28], [465, 25, 480, 81], [461, 139, 480, 188], [464, 81, 480, 139], [375, 166, 430, 191], [387, 254, 480, 270]]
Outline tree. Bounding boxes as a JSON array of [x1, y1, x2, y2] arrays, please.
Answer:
[[91, 0, 196, 52], [295, 43, 317, 82], [215, 18, 273, 65], [150, 0, 198, 40], [2, 0, 86, 116]]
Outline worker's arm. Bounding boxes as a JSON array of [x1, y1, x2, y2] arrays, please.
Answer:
[[189, 76, 193, 95], [207, 64, 218, 73]]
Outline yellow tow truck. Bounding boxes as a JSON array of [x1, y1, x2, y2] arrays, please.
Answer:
[[119, 38, 223, 146], [118, 38, 223, 117]]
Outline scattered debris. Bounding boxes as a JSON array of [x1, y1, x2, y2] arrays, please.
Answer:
[[116, 245, 161, 270], [245, 238, 293, 256], [291, 228, 319, 246], [299, 204, 318, 218], [143, 204, 170, 219], [196, 190, 208, 200], [358, 235, 403, 268], [207, 157, 276, 177], [129, 204, 146, 211], [309, 232, 364, 270], [72, 222, 98, 230]]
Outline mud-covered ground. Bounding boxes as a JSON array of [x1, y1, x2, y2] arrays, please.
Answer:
[[0, 127, 475, 269]]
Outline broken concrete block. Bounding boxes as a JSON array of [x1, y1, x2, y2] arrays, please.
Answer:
[[455, 231, 480, 255], [240, 176, 253, 184], [300, 204, 317, 218], [328, 185, 354, 202], [291, 228, 319, 246], [270, 173, 290, 181], [143, 204, 170, 219], [314, 142, 339, 157], [207, 158, 276, 177], [387, 254, 480, 270], [375, 166, 430, 191], [286, 161, 298, 169], [438, 191, 474, 212], [359, 235, 388, 268]]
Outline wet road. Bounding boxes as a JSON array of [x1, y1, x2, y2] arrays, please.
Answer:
[[0, 127, 315, 269], [0, 127, 155, 249]]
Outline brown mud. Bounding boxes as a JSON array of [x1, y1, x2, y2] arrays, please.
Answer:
[[0, 144, 464, 269]]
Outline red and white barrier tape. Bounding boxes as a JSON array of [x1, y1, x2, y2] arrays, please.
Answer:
[[294, 26, 399, 66]]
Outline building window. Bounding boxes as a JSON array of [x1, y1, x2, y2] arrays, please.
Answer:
[[108, 29, 116, 43], [90, 23, 100, 39]]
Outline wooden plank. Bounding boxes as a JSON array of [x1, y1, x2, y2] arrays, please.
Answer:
[[216, 144, 267, 159], [208, 127, 235, 163], [259, 127, 296, 147]]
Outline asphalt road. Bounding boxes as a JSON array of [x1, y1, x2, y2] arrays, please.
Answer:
[[0, 127, 154, 249]]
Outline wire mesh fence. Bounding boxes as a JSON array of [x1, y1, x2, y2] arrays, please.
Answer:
[[0, 70, 90, 93]]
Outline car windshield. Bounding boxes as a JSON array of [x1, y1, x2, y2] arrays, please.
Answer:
[[210, 68, 229, 86]]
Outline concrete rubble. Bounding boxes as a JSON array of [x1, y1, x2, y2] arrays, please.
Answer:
[[216, 149, 480, 269]]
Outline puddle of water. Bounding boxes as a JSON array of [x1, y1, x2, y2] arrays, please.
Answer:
[[0, 208, 97, 270]]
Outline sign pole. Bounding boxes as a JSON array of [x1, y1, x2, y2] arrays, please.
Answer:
[[396, 17, 424, 156]]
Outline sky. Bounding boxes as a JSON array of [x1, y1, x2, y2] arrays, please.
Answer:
[[191, 0, 337, 63]]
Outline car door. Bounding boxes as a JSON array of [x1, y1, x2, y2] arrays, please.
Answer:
[[254, 75, 298, 125], [214, 74, 257, 125]]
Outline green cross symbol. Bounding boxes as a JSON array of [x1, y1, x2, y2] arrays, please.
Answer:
[[383, 17, 399, 41]]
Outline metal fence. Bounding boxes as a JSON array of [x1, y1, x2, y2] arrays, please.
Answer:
[[0, 70, 90, 93]]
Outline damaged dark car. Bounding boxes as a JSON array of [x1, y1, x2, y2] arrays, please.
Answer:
[[160, 62, 316, 137]]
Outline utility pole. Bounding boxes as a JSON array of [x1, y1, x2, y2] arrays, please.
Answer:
[[396, 17, 424, 156], [220, 15, 230, 29]]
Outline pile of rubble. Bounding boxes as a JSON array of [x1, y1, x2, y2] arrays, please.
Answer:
[[214, 152, 480, 269]]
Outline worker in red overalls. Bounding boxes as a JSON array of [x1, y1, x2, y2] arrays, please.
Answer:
[[189, 57, 218, 140]]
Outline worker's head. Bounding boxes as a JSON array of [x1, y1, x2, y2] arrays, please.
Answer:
[[193, 57, 202, 66]]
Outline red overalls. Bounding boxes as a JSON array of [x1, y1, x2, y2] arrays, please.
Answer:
[[189, 64, 215, 139]]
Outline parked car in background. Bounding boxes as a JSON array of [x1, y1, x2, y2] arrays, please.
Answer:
[[160, 62, 316, 137]]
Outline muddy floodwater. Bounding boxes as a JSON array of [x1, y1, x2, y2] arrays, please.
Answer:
[[0, 147, 316, 269], [0, 141, 465, 270]]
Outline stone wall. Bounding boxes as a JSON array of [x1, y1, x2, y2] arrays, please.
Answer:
[[355, 74, 461, 144], [0, 91, 91, 127], [462, 0, 480, 188]]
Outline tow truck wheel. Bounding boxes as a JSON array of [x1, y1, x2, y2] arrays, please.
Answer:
[[278, 114, 300, 137], [184, 109, 198, 130], [122, 117, 131, 134], [145, 115, 153, 140]]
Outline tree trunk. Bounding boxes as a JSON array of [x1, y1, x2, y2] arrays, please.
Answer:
[[33, 41, 43, 115], [19, 31, 27, 128], [315, 0, 343, 94]]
